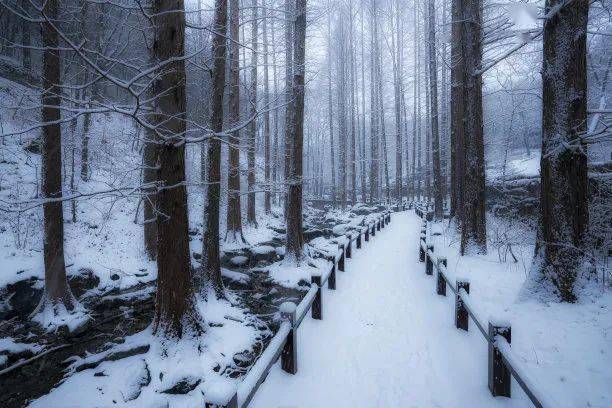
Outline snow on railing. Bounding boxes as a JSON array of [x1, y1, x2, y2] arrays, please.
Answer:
[[220, 210, 394, 408], [415, 209, 558, 408]]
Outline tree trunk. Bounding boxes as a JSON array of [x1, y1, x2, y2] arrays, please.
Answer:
[[271, 17, 280, 205], [457, 0, 486, 254], [392, 0, 402, 202], [286, 0, 307, 262], [202, 0, 229, 296], [327, 11, 336, 207], [39, 0, 75, 313], [368, 0, 379, 204], [151, 0, 199, 338], [337, 13, 348, 208], [348, 1, 357, 206], [537, 0, 589, 302], [359, 1, 367, 203], [262, 0, 272, 213], [226, 0, 244, 243], [428, 0, 443, 219], [246, 0, 258, 226], [283, 0, 294, 215], [143, 127, 158, 260]]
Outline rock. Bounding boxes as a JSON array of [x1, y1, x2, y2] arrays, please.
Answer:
[[233, 350, 255, 368], [69, 268, 100, 298], [2, 277, 43, 319], [303, 228, 325, 242], [161, 377, 201, 395], [230, 256, 249, 267], [192, 252, 202, 260], [110, 273, 121, 281]]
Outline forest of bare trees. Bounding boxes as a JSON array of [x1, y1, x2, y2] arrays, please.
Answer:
[[0, 0, 610, 406]]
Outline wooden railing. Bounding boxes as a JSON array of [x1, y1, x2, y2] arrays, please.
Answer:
[[219, 211, 393, 408], [415, 210, 557, 408]]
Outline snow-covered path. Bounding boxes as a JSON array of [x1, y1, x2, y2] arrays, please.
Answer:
[[251, 211, 529, 408]]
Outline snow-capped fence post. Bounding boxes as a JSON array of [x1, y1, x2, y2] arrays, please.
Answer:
[[371, 223, 376, 236], [455, 280, 470, 331], [346, 234, 352, 258], [365, 227, 370, 242], [280, 302, 298, 374], [426, 244, 434, 275], [381, 215, 385, 228], [338, 246, 345, 271], [311, 275, 322, 320], [488, 322, 512, 398], [356, 231, 362, 248], [223, 393, 238, 408], [327, 256, 336, 290], [436, 257, 447, 296], [377, 219, 381, 231], [419, 234, 426, 262]]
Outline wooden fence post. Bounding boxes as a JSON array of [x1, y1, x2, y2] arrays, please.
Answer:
[[327, 256, 336, 290], [280, 302, 297, 374], [488, 322, 512, 398], [346, 235, 352, 258], [365, 227, 369, 242], [436, 257, 447, 296], [371, 223, 376, 236], [223, 393, 238, 408], [311, 275, 322, 320], [338, 246, 345, 271], [426, 244, 434, 275], [419, 234, 426, 262], [356, 232, 362, 248], [381, 216, 386, 228], [377, 219, 381, 231], [455, 280, 470, 331]]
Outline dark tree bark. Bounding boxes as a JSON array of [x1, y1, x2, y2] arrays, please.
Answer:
[[285, 0, 307, 262], [283, 0, 294, 215], [427, 0, 443, 219], [536, 0, 589, 302], [450, 0, 463, 219], [143, 127, 158, 260], [226, 0, 245, 243], [262, 0, 272, 213], [39, 0, 76, 314], [202, 0, 229, 296], [368, 0, 379, 204], [327, 11, 336, 207], [246, 0, 258, 226], [271, 17, 280, 205], [337, 12, 348, 208], [454, 0, 486, 254], [392, 0, 402, 202], [348, 1, 357, 206], [359, 1, 368, 203], [151, 0, 200, 338]]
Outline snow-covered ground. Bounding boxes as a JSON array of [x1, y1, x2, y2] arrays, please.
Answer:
[[251, 211, 611, 408]]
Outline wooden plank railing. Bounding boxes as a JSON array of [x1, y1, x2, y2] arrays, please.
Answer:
[[219, 210, 395, 408], [415, 209, 557, 408]]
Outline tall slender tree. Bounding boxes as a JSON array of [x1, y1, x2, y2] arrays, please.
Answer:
[[246, 0, 258, 226], [427, 0, 443, 218], [36, 0, 78, 321], [202, 0, 229, 297], [262, 0, 272, 214], [286, 0, 307, 262], [226, 0, 245, 242]]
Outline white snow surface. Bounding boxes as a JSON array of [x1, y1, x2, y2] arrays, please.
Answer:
[[251, 211, 612, 408]]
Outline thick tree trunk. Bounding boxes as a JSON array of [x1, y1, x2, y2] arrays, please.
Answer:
[[450, 0, 462, 219], [246, 0, 258, 226], [262, 1, 271, 213], [202, 0, 229, 296], [40, 0, 75, 312], [226, 0, 244, 243], [151, 0, 199, 338], [285, 0, 307, 262], [337, 14, 348, 209], [457, 0, 486, 254], [428, 0, 443, 219], [537, 0, 589, 302]]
